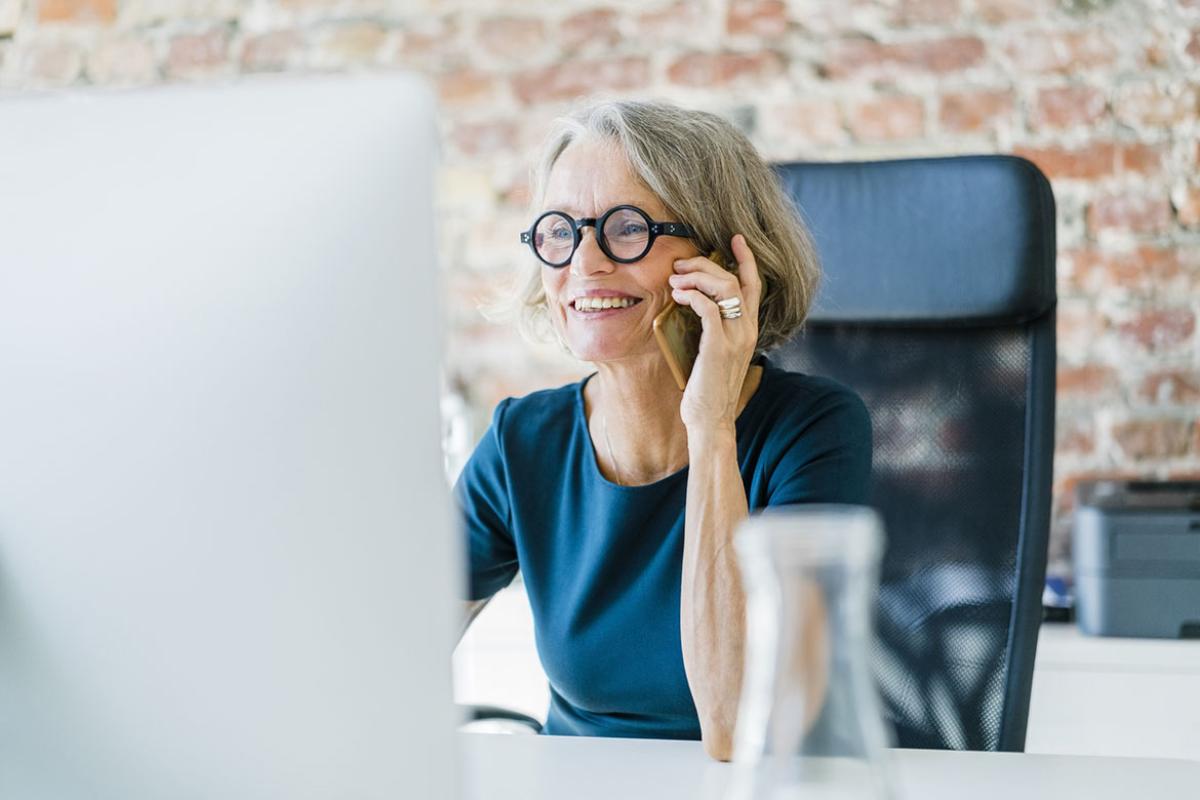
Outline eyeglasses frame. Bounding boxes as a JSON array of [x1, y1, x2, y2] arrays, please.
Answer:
[[519, 204, 697, 268]]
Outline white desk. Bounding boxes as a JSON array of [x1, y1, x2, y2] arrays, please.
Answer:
[[458, 594, 1200, 760], [461, 733, 1200, 800], [1027, 623, 1200, 759]]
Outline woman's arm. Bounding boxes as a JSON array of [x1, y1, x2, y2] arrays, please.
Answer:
[[680, 426, 750, 761], [669, 235, 763, 761]]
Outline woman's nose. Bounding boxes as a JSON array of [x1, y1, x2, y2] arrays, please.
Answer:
[[570, 228, 615, 277]]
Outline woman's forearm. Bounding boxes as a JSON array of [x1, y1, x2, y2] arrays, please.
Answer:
[[680, 424, 749, 761]]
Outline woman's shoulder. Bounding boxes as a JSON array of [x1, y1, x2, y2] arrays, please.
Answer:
[[741, 359, 872, 458], [488, 378, 584, 441], [753, 359, 868, 421]]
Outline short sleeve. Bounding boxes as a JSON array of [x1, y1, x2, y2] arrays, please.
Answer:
[[452, 399, 520, 601], [766, 387, 873, 507]]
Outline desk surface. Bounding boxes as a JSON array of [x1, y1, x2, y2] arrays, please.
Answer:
[[1027, 623, 1200, 760], [461, 733, 1200, 800]]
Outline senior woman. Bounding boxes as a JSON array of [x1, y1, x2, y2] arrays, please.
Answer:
[[455, 101, 871, 761]]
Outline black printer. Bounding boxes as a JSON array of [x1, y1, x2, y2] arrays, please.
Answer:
[[1073, 480, 1200, 639]]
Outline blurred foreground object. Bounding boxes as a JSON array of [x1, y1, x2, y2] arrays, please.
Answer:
[[729, 506, 894, 800], [0, 74, 458, 798]]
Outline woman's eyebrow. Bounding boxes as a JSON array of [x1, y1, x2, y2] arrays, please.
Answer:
[[542, 202, 659, 217]]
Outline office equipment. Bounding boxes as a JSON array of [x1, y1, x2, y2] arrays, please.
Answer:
[[773, 156, 1057, 750], [1073, 480, 1200, 638], [460, 732, 1200, 800], [0, 75, 457, 799]]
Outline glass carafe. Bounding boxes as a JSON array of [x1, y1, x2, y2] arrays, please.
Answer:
[[727, 505, 894, 800]]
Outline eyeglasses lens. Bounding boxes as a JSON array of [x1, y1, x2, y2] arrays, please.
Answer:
[[534, 213, 575, 266], [602, 208, 652, 261]]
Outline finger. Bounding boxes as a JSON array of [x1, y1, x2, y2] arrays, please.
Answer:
[[672, 254, 731, 276], [731, 234, 763, 309], [671, 288, 725, 332], [668, 270, 740, 301]]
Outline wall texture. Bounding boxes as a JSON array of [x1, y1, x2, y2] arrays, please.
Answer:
[[3, 0, 1198, 563]]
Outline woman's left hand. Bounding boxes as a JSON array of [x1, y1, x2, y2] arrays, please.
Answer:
[[669, 234, 762, 433]]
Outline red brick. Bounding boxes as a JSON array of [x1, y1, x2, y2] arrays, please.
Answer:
[[438, 68, 498, 107], [1056, 417, 1096, 456], [1177, 185, 1200, 227], [166, 29, 230, 79], [86, 37, 156, 84], [513, 57, 649, 104], [1056, 301, 1107, 357], [1014, 142, 1115, 181], [241, 31, 303, 73], [317, 23, 389, 65], [1118, 308, 1195, 351], [938, 89, 1013, 133], [1117, 143, 1165, 176], [477, 16, 548, 62], [502, 178, 532, 208], [1065, 246, 1183, 292], [847, 95, 925, 142], [637, 1, 706, 40], [1142, 40, 1171, 69], [974, 0, 1044, 23], [1004, 30, 1116, 73], [1030, 85, 1107, 130], [1086, 192, 1173, 234], [21, 40, 83, 85], [767, 99, 845, 145], [38, 0, 115, 24], [1057, 364, 1118, 396], [1114, 82, 1199, 128], [450, 121, 519, 159], [1139, 370, 1200, 405], [398, 18, 461, 66], [727, 0, 789, 37], [558, 9, 620, 51], [1112, 418, 1194, 460], [824, 36, 985, 79], [892, 0, 962, 26], [666, 51, 783, 88]]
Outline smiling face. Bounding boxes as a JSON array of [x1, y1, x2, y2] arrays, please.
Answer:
[[539, 138, 701, 364]]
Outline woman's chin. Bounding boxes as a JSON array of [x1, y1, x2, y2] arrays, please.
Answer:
[[566, 338, 659, 367]]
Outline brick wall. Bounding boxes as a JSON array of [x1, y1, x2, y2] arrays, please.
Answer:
[[3, 0, 1198, 564]]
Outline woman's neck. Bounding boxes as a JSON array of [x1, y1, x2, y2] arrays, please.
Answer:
[[583, 355, 762, 486]]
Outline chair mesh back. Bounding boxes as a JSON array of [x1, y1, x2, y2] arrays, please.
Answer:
[[774, 324, 1033, 750]]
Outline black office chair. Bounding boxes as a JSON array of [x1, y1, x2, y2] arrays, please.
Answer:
[[771, 155, 1056, 751]]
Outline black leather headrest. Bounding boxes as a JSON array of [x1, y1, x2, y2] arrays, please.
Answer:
[[774, 156, 1056, 326]]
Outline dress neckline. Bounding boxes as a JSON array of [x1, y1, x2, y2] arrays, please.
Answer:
[[573, 357, 775, 490]]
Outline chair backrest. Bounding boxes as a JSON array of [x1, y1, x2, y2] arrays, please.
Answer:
[[772, 156, 1056, 751]]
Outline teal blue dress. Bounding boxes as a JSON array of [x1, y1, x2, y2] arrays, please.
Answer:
[[453, 358, 872, 739]]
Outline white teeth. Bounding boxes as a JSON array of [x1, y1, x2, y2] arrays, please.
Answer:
[[574, 297, 637, 312]]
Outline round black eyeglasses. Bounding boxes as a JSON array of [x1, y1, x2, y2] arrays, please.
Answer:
[[520, 205, 696, 268]]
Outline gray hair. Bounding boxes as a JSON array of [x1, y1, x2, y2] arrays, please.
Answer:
[[515, 100, 821, 354]]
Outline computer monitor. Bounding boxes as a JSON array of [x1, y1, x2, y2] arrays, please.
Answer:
[[0, 75, 458, 798]]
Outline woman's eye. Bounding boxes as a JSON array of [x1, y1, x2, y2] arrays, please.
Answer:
[[620, 223, 647, 236]]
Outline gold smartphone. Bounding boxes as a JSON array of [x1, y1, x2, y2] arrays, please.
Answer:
[[652, 251, 723, 391]]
